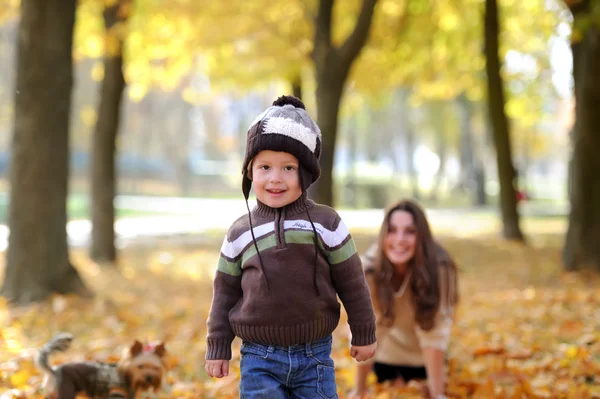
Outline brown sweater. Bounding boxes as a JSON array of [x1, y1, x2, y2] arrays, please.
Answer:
[[206, 194, 376, 360]]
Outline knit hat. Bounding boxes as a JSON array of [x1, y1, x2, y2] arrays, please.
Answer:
[[242, 95, 321, 199]]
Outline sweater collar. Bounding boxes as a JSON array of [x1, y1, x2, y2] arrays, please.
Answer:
[[393, 271, 412, 298], [253, 192, 314, 218]]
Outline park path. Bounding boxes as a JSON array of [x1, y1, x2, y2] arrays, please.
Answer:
[[0, 196, 567, 251]]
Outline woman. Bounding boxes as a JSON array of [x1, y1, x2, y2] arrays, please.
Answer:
[[354, 200, 459, 398]]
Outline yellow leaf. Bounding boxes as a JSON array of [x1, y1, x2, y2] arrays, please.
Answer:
[[116, 309, 143, 327], [473, 346, 505, 357], [1, 389, 26, 399], [127, 84, 147, 103], [83, 36, 104, 59], [9, 370, 29, 387], [566, 345, 578, 359]]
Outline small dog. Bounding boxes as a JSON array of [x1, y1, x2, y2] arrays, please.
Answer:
[[36, 333, 166, 399]]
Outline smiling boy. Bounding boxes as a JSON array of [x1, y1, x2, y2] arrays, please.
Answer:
[[205, 95, 377, 398]]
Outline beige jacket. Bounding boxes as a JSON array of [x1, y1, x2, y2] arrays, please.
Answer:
[[362, 244, 456, 366]]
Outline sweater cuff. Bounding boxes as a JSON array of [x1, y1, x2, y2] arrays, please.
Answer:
[[206, 337, 233, 360], [350, 323, 377, 346]]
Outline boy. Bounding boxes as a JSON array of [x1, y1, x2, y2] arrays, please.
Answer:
[[205, 95, 376, 398]]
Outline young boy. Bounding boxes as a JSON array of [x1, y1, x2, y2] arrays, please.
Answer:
[[205, 95, 377, 398]]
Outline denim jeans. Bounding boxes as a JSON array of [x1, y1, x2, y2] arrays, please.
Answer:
[[239, 335, 338, 399]]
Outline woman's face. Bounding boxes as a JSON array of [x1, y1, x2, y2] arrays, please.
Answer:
[[383, 210, 418, 267]]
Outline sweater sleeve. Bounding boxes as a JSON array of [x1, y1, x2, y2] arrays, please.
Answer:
[[327, 218, 376, 346], [415, 312, 452, 351], [205, 236, 243, 360], [415, 266, 456, 351]]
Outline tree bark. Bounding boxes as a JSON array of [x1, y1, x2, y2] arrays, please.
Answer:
[[430, 131, 447, 203], [406, 123, 420, 200], [1, 0, 90, 304], [347, 111, 359, 208], [457, 94, 474, 191], [429, 102, 447, 203], [291, 73, 303, 100], [484, 0, 524, 240], [310, 0, 378, 206], [395, 88, 420, 200], [563, 0, 600, 271], [457, 94, 487, 206], [90, 1, 128, 263]]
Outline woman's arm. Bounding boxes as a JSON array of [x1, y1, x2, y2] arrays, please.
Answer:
[[353, 361, 373, 398], [418, 258, 457, 397], [422, 347, 446, 398]]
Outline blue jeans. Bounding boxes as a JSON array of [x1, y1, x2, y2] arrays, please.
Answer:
[[239, 335, 338, 399]]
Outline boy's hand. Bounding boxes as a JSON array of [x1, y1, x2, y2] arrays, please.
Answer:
[[350, 342, 377, 362], [205, 359, 229, 378]]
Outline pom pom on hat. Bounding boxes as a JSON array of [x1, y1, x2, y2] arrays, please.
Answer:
[[272, 95, 306, 109]]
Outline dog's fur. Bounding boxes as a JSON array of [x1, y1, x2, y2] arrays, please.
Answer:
[[36, 333, 166, 399]]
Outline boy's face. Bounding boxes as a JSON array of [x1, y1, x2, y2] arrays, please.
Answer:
[[251, 150, 302, 208]]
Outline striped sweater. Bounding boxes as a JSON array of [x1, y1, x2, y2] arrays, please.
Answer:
[[206, 194, 376, 360]]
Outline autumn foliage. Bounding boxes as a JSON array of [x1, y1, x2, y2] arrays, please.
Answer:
[[1, 223, 599, 398]]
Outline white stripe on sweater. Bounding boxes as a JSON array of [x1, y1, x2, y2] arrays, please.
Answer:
[[220, 219, 350, 259]]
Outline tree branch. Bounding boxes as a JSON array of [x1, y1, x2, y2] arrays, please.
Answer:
[[338, 0, 378, 67], [564, 0, 590, 14], [313, 0, 334, 65]]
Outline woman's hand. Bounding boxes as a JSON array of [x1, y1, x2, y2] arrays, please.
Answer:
[[350, 342, 377, 362], [347, 391, 367, 399]]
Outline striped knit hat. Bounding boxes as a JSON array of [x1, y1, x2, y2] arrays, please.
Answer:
[[242, 95, 322, 200]]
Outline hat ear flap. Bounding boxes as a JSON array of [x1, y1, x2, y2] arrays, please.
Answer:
[[242, 173, 252, 200], [299, 166, 313, 192], [246, 160, 253, 180], [314, 137, 321, 159]]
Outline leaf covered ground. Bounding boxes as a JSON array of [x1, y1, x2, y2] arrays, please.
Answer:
[[1, 218, 599, 398]]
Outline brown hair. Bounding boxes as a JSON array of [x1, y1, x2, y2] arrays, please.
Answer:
[[367, 200, 459, 330]]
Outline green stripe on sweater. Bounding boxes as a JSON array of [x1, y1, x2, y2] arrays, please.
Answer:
[[327, 239, 357, 264], [237, 230, 357, 266], [217, 256, 242, 276]]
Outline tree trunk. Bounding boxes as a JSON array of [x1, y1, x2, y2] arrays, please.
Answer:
[[430, 132, 447, 203], [457, 94, 487, 206], [457, 94, 474, 192], [429, 102, 447, 203], [291, 73, 303, 100], [1, 0, 90, 304], [311, 78, 344, 205], [484, 0, 524, 240], [310, 0, 378, 206], [563, 0, 600, 271], [474, 165, 487, 206], [175, 96, 192, 196], [159, 88, 192, 196], [406, 124, 420, 200], [90, 1, 129, 263], [347, 112, 359, 208], [394, 88, 420, 199]]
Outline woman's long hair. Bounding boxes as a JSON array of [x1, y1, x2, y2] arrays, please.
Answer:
[[367, 200, 459, 330]]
